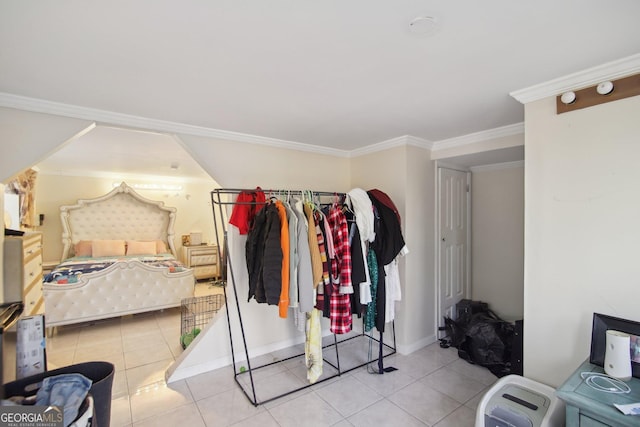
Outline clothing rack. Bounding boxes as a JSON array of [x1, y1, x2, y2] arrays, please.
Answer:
[[210, 188, 397, 407]]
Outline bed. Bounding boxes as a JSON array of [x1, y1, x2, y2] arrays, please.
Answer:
[[43, 182, 195, 328]]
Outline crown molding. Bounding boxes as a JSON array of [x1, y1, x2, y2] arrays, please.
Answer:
[[0, 92, 351, 158], [405, 135, 435, 151], [510, 53, 640, 104], [349, 135, 433, 158], [1, 91, 525, 159], [470, 160, 524, 173], [349, 136, 406, 158], [432, 122, 524, 151]]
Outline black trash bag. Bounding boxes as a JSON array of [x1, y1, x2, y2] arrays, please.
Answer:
[[439, 316, 467, 349], [458, 311, 515, 377], [456, 299, 489, 327], [439, 299, 490, 349], [440, 302, 515, 377]]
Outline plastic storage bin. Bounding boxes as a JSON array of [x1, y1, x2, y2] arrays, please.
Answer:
[[475, 374, 565, 427], [4, 361, 114, 427]]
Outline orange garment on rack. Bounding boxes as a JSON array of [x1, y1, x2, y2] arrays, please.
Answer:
[[275, 200, 290, 318]]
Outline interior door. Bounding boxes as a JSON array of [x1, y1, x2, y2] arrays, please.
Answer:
[[437, 166, 470, 335]]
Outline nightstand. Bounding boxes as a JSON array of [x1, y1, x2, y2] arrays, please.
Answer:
[[556, 358, 640, 426], [182, 244, 219, 281]]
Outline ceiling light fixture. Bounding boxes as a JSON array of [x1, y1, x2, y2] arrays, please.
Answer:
[[596, 81, 614, 95], [408, 16, 439, 36], [557, 73, 640, 114], [560, 91, 576, 105]]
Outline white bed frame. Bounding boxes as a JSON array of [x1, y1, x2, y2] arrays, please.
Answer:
[[43, 182, 195, 328]]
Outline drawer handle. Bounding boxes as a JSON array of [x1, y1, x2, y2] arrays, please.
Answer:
[[27, 250, 34, 255]]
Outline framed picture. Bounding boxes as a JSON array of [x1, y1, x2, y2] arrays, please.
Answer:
[[590, 312, 640, 379]]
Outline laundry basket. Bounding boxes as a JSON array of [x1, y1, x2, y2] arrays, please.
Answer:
[[4, 361, 114, 427], [180, 294, 225, 349]]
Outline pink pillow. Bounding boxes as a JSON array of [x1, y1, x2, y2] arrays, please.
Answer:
[[155, 240, 168, 254], [74, 240, 93, 257], [126, 240, 157, 255], [92, 240, 126, 257]]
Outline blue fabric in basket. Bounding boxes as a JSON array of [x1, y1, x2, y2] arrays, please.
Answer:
[[35, 373, 92, 427]]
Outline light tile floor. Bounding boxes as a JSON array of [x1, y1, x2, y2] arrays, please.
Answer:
[[9, 283, 498, 426]]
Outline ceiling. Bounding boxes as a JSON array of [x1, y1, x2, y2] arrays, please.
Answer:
[[37, 126, 214, 182], [2, 1, 640, 177]]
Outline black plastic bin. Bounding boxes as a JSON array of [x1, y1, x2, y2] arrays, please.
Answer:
[[4, 361, 115, 427]]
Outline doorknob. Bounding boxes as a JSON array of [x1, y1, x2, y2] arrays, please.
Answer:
[[441, 237, 445, 242]]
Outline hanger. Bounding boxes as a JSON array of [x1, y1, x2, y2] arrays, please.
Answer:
[[267, 189, 278, 204], [314, 191, 322, 209], [342, 202, 354, 215], [302, 189, 313, 204]]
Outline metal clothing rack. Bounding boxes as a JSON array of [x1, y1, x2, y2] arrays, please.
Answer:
[[210, 188, 397, 406]]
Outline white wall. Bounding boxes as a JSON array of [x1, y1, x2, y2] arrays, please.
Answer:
[[404, 145, 437, 350], [524, 94, 640, 387], [471, 164, 524, 321], [176, 134, 350, 191], [0, 108, 93, 182], [350, 145, 437, 353]]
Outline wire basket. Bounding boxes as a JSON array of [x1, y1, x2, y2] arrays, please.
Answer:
[[180, 294, 225, 349]]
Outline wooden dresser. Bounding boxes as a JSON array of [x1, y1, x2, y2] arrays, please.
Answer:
[[3, 232, 44, 316], [182, 244, 219, 280]]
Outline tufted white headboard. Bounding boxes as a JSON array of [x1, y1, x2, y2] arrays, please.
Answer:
[[60, 182, 178, 260]]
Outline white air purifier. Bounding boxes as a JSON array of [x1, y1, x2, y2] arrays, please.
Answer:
[[604, 330, 632, 381]]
